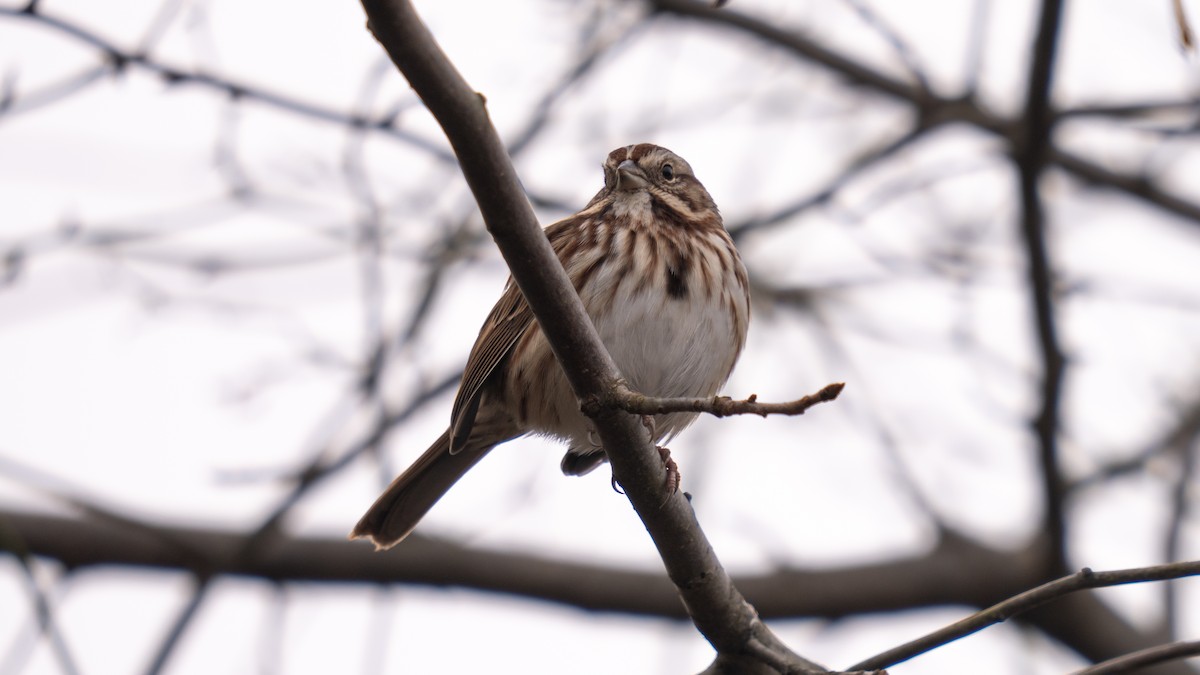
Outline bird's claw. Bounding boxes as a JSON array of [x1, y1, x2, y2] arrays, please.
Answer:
[[610, 473, 625, 494]]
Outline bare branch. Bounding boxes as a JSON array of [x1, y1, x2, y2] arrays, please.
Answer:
[[1073, 639, 1200, 675], [850, 562, 1200, 671]]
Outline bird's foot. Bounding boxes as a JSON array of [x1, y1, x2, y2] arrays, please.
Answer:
[[658, 445, 681, 495]]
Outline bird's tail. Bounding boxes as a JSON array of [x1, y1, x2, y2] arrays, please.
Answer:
[[349, 430, 495, 550]]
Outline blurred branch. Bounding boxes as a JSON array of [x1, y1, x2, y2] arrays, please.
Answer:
[[729, 124, 930, 241], [144, 580, 211, 675], [1073, 393, 1200, 490], [1164, 416, 1200, 637], [648, 0, 1200, 230], [257, 585, 287, 675], [395, 216, 487, 348], [836, 0, 929, 92], [251, 370, 461, 539], [1049, 148, 1200, 222], [0, 512, 1066, 613], [0, 522, 79, 675], [0, 370, 459, 674], [962, 0, 991, 93], [0, 64, 110, 119], [647, 0, 928, 104], [5, 511, 1196, 673], [1013, 0, 1068, 573], [506, 17, 634, 157], [1174, 0, 1195, 51], [1057, 99, 1200, 121], [0, 6, 453, 162], [134, 0, 187, 54]]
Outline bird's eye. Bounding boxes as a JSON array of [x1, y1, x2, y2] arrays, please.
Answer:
[[661, 163, 674, 180]]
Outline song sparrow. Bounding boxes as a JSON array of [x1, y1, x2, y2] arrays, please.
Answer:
[[350, 143, 750, 549]]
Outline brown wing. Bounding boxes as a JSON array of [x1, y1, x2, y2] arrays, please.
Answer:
[[448, 280, 533, 453], [446, 205, 607, 453]]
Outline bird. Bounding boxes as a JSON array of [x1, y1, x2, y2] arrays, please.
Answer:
[[350, 143, 750, 550]]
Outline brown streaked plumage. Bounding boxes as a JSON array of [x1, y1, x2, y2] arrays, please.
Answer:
[[350, 144, 750, 549]]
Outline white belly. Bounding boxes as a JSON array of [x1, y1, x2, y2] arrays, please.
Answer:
[[577, 226, 748, 444]]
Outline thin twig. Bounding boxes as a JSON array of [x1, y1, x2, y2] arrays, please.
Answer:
[[849, 561, 1200, 671], [597, 382, 845, 418], [1072, 639, 1200, 674]]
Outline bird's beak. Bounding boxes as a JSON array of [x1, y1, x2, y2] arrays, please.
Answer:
[[616, 159, 648, 191]]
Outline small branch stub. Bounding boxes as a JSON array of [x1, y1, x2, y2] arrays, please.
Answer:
[[599, 382, 845, 419]]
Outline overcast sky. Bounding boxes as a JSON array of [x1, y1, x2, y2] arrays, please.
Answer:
[[2, 0, 1200, 673]]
